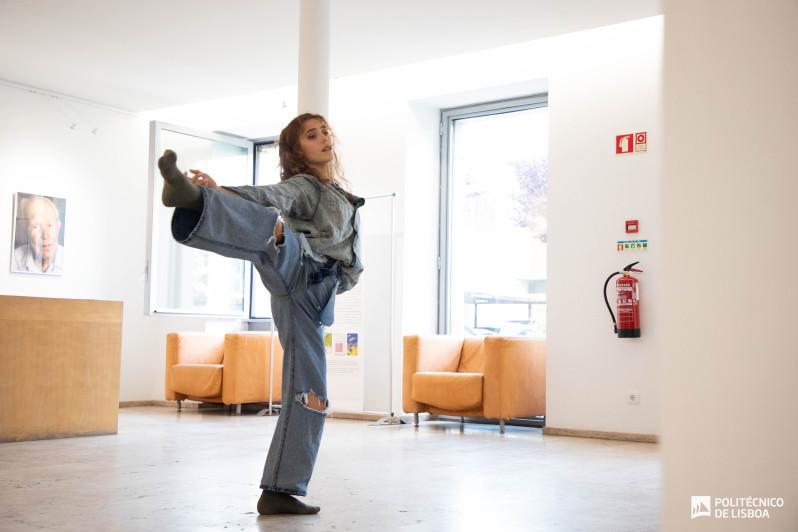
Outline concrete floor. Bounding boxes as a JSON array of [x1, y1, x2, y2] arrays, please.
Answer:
[[0, 406, 661, 531]]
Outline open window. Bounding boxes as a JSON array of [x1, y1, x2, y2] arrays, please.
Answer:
[[146, 122, 254, 316]]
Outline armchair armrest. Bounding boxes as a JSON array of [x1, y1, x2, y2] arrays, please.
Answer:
[[222, 332, 279, 405], [403, 335, 464, 413], [483, 336, 546, 420]]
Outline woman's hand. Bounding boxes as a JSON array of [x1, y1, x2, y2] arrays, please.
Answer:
[[184, 169, 241, 198], [185, 169, 220, 190]]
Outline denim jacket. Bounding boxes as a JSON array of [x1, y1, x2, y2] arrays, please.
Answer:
[[229, 174, 364, 293]]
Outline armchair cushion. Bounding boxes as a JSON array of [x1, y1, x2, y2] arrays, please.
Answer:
[[170, 364, 223, 398], [412, 372, 483, 410]]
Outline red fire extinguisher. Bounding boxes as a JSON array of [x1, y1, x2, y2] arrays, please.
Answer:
[[604, 262, 643, 338]]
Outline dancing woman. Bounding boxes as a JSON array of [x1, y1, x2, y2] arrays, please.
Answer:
[[158, 113, 364, 514]]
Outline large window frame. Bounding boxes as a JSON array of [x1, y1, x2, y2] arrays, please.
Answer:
[[146, 121, 254, 317], [438, 94, 549, 334], [247, 138, 280, 320]]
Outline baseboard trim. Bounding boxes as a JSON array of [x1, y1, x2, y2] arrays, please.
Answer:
[[120, 401, 239, 410], [329, 411, 386, 422], [542, 426, 658, 443], [120, 400, 175, 408], [119, 402, 393, 421]]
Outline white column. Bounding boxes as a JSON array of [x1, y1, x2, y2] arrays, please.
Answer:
[[297, 0, 330, 117]]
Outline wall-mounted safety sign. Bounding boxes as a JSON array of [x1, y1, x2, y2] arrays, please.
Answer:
[[616, 132, 647, 154], [617, 239, 648, 251]]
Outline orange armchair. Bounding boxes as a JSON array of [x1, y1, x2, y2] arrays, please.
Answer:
[[403, 335, 545, 432], [165, 331, 283, 412]]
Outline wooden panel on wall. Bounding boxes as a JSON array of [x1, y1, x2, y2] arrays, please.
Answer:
[[0, 296, 123, 443]]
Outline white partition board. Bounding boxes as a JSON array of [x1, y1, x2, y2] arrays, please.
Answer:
[[325, 194, 394, 415]]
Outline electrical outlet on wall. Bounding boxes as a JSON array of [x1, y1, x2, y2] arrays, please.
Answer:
[[627, 390, 640, 405]]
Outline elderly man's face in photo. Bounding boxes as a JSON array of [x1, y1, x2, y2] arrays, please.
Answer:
[[26, 200, 61, 265]]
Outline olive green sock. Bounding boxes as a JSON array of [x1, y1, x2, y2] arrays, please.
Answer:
[[257, 490, 320, 515], [158, 150, 203, 211]]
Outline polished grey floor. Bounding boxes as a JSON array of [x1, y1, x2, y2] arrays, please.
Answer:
[[0, 406, 660, 531]]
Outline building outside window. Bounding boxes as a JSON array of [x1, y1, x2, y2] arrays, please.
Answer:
[[439, 96, 548, 337]]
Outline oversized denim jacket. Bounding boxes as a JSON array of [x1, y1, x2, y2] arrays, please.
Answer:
[[229, 174, 364, 293]]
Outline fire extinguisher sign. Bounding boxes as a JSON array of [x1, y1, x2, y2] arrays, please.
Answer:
[[616, 132, 647, 154]]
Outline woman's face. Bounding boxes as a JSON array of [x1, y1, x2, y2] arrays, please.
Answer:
[[297, 118, 333, 172]]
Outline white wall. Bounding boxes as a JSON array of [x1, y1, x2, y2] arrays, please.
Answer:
[[547, 19, 663, 435], [1, 17, 667, 440], [662, 1, 798, 529], [0, 84, 227, 402]]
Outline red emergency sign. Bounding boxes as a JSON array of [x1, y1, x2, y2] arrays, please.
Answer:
[[616, 132, 647, 154]]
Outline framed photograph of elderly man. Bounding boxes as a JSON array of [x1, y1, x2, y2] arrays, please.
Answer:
[[11, 192, 67, 275]]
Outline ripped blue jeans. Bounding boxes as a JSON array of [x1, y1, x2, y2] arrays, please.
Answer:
[[171, 187, 339, 496]]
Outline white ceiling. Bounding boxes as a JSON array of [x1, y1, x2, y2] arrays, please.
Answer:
[[0, 0, 662, 113]]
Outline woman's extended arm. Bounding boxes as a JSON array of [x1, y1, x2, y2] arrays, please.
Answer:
[[185, 169, 241, 197]]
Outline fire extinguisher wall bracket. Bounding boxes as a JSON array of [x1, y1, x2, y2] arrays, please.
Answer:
[[604, 262, 642, 338]]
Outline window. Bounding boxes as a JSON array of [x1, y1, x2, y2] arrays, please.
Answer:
[[146, 122, 253, 316], [439, 95, 548, 336], [248, 140, 280, 319]]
